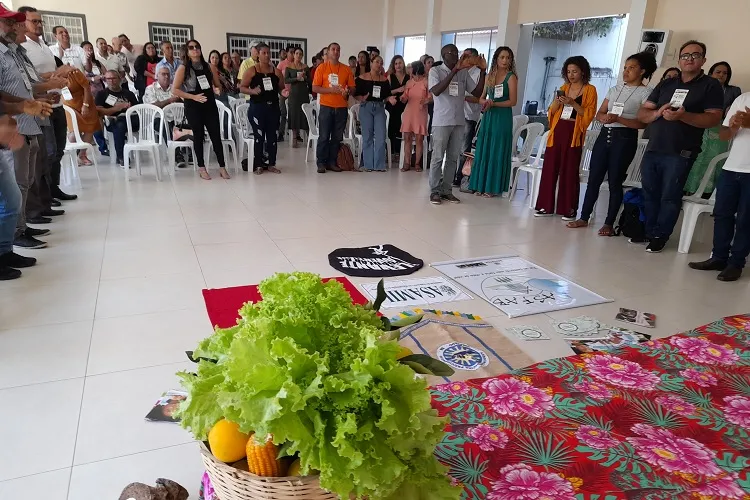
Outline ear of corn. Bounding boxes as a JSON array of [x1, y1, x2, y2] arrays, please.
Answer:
[[246, 433, 286, 477]]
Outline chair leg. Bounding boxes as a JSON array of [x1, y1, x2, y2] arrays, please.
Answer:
[[678, 205, 701, 254], [87, 145, 101, 181], [152, 147, 162, 181], [124, 150, 130, 181], [135, 150, 141, 176], [529, 171, 542, 210], [305, 138, 310, 162], [399, 141, 404, 170]]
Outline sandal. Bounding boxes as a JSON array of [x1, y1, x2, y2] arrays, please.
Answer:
[[253, 167, 263, 175], [268, 167, 281, 174], [482, 193, 495, 198], [400, 163, 411, 172], [78, 156, 92, 166], [475, 192, 483, 196], [598, 224, 614, 237], [199, 168, 211, 180], [566, 219, 589, 228], [414, 164, 423, 172], [219, 167, 231, 179]]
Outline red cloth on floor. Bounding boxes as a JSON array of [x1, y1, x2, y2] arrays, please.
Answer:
[[535, 119, 583, 216], [201, 277, 368, 329]]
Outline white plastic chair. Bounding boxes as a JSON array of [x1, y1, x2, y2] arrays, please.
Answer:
[[512, 114, 529, 135], [123, 104, 164, 181], [507, 123, 544, 200], [59, 150, 82, 190], [211, 101, 238, 173], [622, 139, 649, 189], [62, 105, 100, 180], [162, 102, 197, 172], [577, 129, 600, 184], [301, 102, 318, 163], [234, 103, 255, 170], [678, 152, 729, 254], [510, 130, 550, 208], [350, 103, 362, 159], [342, 109, 357, 158]]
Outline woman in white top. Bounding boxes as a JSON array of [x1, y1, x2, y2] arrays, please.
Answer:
[[567, 52, 657, 236]]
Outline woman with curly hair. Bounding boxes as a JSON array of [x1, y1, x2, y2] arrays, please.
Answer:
[[535, 55, 597, 219]]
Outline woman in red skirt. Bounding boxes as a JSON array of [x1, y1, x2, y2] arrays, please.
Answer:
[[534, 56, 597, 219]]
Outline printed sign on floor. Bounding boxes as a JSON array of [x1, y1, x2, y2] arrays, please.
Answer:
[[360, 276, 472, 308], [328, 244, 423, 277], [431, 255, 611, 318]]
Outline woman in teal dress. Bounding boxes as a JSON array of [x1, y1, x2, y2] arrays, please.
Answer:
[[468, 46, 518, 197]]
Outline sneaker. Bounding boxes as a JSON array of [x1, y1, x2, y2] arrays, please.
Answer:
[[717, 266, 742, 282], [646, 237, 666, 253], [628, 236, 649, 245], [25, 227, 50, 237], [688, 258, 728, 271], [441, 193, 461, 204], [430, 193, 442, 205], [0, 266, 21, 280], [52, 189, 77, 201], [41, 209, 64, 217], [327, 165, 342, 172], [0, 251, 37, 268], [116, 157, 124, 167], [534, 209, 553, 217], [561, 213, 577, 222], [13, 234, 47, 249], [27, 216, 52, 224], [317, 165, 326, 174]]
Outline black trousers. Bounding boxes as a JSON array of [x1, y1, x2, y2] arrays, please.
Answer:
[[249, 101, 280, 168], [49, 106, 66, 193], [184, 98, 224, 169], [579, 127, 638, 225]]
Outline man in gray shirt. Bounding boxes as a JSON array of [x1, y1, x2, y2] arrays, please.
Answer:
[[428, 44, 485, 205]]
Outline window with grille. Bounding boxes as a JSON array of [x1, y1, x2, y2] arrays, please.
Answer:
[[148, 23, 193, 57], [41, 11, 87, 46], [441, 29, 499, 59], [226, 33, 307, 65]]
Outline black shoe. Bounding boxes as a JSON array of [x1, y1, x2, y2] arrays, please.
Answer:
[[441, 193, 461, 204], [0, 266, 21, 280], [646, 237, 666, 253], [13, 234, 47, 249], [100, 149, 110, 157], [430, 193, 442, 205], [176, 162, 187, 169], [628, 236, 649, 245], [689, 258, 728, 271], [317, 165, 326, 173], [278, 134, 285, 142], [52, 189, 77, 201], [0, 251, 37, 268], [718, 266, 743, 282], [534, 209, 553, 217], [327, 165, 342, 172], [27, 216, 52, 224], [116, 157, 124, 167], [51, 199, 62, 207], [41, 209, 64, 217], [241, 158, 249, 172], [25, 227, 50, 237]]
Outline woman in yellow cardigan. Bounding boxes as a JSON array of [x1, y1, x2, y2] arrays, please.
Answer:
[[535, 56, 597, 219]]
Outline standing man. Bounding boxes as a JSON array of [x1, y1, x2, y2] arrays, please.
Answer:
[[155, 40, 180, 82], [110, 36, 130, 79], [636, 40, 723, 253], [369, 47, 380, 61], [118, 34, 141, 80], [238, 42, 260, 83], [689, 93, 750, 281], [311, 42, 354, 174], [276, 45, 295, 142], [454, 47, 481, 192], [48, 25, 85, 70], [19, 5, 77, 203], [95, 37, 125, 78], [428, 43, 485, 205]]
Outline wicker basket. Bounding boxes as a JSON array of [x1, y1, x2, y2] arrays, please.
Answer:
[[200, 442, 337, 500]]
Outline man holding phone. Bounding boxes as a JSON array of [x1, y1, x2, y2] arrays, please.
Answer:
[[636, 40, 723, 253]]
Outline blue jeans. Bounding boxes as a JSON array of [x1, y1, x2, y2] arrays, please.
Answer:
[[712, 169, 750, 269], [316, 105, 348, 168], [106, 115, 140, 161], [0, 154, 21, 255], [641, 151, 694, 240], [360, 101, 386, 171]]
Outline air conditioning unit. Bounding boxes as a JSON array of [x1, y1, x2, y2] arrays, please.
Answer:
[[639, 29, 672, 67]]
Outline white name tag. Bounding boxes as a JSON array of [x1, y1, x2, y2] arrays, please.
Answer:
[[670, 89, 689, 108], [297, 71, 304, 80], [92, 66, 101, 76], [448, 81, 459, 97], [610, 102, 625, 116], [561, 105, 574, 120], [262, 77, 273, 91], [60, 87, 73, 101], [20, 70, 32, 92], [105, 94, 118, 106], [494, 84, 503, 99], [372, 85, 381, 99], [328, 73, 339, 86], [197, 74, 210, 90]]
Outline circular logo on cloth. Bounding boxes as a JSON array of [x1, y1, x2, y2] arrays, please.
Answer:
[[437, 342, 489, 371]]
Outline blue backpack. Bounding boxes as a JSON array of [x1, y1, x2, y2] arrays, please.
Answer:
[[615, 188, 646, 239]]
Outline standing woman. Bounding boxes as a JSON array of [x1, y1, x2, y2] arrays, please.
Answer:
[[81, 41, 105, 96], [567, 52, 656, 234], [684, 61, 742, 196], [355, 50, 370, 77], [421, 54, 435, 138], [386, 55, 409, 164], [468, 46, 518, 197], [355, 55, 396, 172], [214, 52, 239, 103], [535, 56, 597, 219], [172, 40, 230, 180], [399, 61, 430, 172], [284, 47, 310, 148], [133, 42, 159, 102], [240, 43, 284, 174]]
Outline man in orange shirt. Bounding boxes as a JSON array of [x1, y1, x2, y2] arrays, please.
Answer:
[[312, 42, 354, 173]]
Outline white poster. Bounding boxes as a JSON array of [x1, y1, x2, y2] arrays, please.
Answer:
[[360, 276, 472, 309], [432, 255, 611, 318]]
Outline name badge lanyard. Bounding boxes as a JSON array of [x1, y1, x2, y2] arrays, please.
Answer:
[[611, 84, 641, 112]]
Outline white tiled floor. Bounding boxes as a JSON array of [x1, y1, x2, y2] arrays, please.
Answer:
[[1, 143, 748, 499]]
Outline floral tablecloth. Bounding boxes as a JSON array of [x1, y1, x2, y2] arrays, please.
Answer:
[[431, 314, 750, 499]]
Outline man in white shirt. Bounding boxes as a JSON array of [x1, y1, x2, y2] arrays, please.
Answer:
[[689, 92, 750, 282], [143, 66, 188, 167], [118, 33, 141, 79], [155, 41, 180, 83], [428, 44, 485, 205], [95, 37, 124, 77], [47, 25, 85, 70]]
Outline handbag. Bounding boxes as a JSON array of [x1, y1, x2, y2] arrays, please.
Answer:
[[461, 151, 474, 176], [172, 118, 193, 141]]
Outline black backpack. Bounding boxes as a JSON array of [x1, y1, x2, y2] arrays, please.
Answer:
[[614, 188, 646, 239]]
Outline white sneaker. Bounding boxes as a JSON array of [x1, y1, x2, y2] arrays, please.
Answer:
[[534, 209, 553, 217]]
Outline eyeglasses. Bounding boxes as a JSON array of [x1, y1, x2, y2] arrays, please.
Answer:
[[679, 52, 704, 61], [104, 77, 119, 81], [28, 19, 43, 24], [187, 45, 200, 51]]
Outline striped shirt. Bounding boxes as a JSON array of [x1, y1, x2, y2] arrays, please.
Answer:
[[0, 42, 42, 136]]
